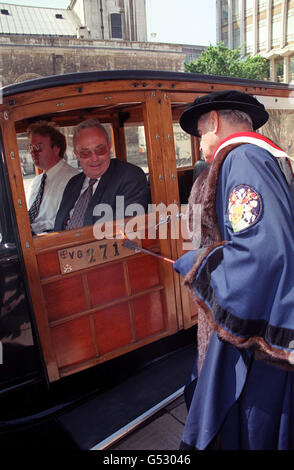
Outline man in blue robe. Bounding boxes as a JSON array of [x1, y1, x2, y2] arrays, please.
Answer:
[[174, 90, 294, 449]]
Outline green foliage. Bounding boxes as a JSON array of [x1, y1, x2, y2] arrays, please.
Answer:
[[185, 42, 270, 81]]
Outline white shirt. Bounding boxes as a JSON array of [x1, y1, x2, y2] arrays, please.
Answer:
[[28, 159, 79, 234], [79, 175, 100, 195]]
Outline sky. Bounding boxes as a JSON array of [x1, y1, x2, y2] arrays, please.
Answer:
[[1, 0, 216, 46]]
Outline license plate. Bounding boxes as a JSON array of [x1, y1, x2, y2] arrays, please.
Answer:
[[58, 238, 141, 274]]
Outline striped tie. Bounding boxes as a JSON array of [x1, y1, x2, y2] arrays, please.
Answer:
[[66, 178, 97, 230], [28, 172, 47, 224]]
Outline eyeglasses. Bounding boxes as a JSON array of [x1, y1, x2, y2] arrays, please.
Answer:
[[28, 144, 43, 154], [77, 145, 109, 159]]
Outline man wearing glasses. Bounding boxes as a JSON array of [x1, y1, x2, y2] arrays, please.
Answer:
[[54, 119, 149, 231], [27, 121, 79, 234]]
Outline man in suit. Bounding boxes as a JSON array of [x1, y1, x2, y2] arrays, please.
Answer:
[[54, 119, 149, 231]]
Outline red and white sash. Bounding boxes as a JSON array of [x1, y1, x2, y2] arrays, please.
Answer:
[[212, 131, 294, 175]]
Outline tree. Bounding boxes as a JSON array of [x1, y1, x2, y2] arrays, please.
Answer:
[[185, 42, 270, 81]]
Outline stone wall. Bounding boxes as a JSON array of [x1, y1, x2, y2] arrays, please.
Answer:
[[0, 35, 197, 86]]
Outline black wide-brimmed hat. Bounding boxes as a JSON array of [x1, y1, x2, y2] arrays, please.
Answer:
[[179, 89, 269, 136]]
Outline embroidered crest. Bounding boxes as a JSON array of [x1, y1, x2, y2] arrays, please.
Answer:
[[228, 185, 262, 233]]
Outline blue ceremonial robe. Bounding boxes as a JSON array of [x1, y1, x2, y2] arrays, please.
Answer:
[[174, 141, 294, 449]]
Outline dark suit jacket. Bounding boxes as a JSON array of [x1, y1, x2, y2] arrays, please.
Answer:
[[54, 159, 149, 231]]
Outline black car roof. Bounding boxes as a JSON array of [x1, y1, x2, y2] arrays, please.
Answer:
[[1, 69, 289, 98]]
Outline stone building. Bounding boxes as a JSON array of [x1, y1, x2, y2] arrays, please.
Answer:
[[0, 0, 205, 86], [70, 0, 147, 41], [216, 0, 294, 83], [0, 0, 206, 177]]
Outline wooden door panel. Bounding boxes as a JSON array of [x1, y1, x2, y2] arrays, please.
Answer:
[[51, 317, 95, 369], [128, 255, 161, 294], [87, 263, 127, 306], [44, 275, 87, 322], [37, 251, 60, 278], [93, 303, 133, 355], [133, 291, 166, 340], [35, 230, 173, 379]]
